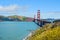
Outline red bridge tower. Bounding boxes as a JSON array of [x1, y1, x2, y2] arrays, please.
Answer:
[[37, 10, 40, 21]]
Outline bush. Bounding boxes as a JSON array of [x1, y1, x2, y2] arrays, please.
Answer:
[[27, 23, 60, 40]]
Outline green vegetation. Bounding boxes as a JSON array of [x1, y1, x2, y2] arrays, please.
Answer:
[[7, 15, 27, 21], [27, 22, 60, 40], [22, 17, 26, 21], [0, 15, 34, 21]]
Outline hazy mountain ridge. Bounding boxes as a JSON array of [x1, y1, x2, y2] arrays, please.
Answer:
[[0, 15, 57, 22], [0, 15, 34, 21]]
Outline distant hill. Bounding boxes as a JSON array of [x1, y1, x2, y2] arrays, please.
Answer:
[[53, 19, 60, 23], [41, 18, 55, 22], [0, 15, 57, 22], [0, 15, 34, 21]]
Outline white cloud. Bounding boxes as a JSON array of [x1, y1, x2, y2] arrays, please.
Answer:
[[0, 5, 19, 12], [41, 11, 60, 19], [0, 5, 29, 14]]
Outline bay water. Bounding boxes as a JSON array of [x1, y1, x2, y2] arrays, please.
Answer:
[[0, 22, 38, 40]]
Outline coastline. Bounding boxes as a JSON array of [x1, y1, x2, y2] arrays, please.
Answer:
[[23, 31, 34, 40]]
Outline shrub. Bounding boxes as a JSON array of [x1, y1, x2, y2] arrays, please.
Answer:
[[27, 23, 60, 40]]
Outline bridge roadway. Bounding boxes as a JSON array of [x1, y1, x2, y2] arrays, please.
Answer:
[[33, 19, 51, 27]]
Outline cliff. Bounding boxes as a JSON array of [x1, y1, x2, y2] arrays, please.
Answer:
[[26, 20, 60, 40]]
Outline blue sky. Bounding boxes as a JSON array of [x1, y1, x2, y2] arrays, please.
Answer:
[[0, 0, 60, 19]]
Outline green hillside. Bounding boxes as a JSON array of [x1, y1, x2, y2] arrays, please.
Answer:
[[8, 15, 26, 21], [0, 15, 34, 21], [26, 22, 60, 40]]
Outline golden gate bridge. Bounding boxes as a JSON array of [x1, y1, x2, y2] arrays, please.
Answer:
[[33, 10, 51, 27]]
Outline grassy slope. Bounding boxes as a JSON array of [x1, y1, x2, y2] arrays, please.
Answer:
[[27, 23, 60, 40]]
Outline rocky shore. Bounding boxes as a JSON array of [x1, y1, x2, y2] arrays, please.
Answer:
[[23, 31, 34, 40]]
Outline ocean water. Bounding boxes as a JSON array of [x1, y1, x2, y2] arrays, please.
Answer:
[[0, 21, 38, 40]]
